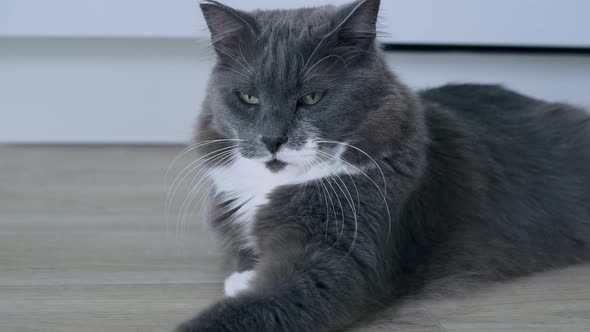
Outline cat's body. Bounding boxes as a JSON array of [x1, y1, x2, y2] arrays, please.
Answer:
[[175, 1, 590, 331], [406, 84, 590, 289]]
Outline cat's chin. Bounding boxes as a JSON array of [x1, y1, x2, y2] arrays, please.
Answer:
[[264, 158, 288, 173]]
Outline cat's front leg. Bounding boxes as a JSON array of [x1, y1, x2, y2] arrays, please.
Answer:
[[223, 269, 255, 297], [223, 248, 258, 297], [175, 238, 382, 332]]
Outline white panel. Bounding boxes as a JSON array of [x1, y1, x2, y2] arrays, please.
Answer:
[[1, 39, 589, 144], [386, 0, 590, 47], [0, 0, 202, 38], [1, 0, 590, 47], [0, 39, 215, 143]]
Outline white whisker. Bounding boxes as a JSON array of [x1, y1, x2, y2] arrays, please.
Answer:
[[166, 146, 239, 235], [176, 151, 237, 237], [327, 173, 356, 249], [307, 153, 341, 244], [165, 139, 245, 187], [314, 150, 361, 259], [316, 140, 387, 196], [238, 43, 254, 73], [216, 65, 252, 82], [214, 47, 254, 75], [181, 155, 240, 233], [323, 176, 345, 244], [166, 145, 238, 209], [316, 141, 392, 241], [302, 157, 334, 242], [302, 54, 347, 80], [184, 157, 241, 234]]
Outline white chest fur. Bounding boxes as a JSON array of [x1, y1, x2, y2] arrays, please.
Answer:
[[208, 147, 356, 250], [209, 156, 305, 249], [212, 157, 300, 219]]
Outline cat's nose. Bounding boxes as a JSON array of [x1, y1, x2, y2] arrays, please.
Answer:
[[261, 136, 288, 154]]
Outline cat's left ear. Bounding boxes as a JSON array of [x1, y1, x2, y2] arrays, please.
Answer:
[[331, 0, 380, 50], [200, 1, 257, 57]]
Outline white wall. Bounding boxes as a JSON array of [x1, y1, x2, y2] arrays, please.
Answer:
[[2, 0, 590, 47], [2, 0, 590, 143], [0, 39, 211, 143], [1, 38, 589, 144]]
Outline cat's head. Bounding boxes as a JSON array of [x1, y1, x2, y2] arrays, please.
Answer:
[[198, 0, 414, 174]]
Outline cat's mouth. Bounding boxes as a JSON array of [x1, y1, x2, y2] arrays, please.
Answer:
[[265, 158, 287, 173]]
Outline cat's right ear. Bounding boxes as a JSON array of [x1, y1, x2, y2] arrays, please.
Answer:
[[330, 0, 380, 51], [200, 1, 257, 57]]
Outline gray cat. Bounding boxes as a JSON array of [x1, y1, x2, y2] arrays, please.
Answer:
[[175, 0, 590, 331]]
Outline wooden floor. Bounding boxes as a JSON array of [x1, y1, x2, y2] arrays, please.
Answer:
[[1, 146, 589, 332]]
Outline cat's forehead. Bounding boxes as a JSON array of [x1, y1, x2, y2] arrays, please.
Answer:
[[253, 6, 337, 42], [247, 7, 338, 89]]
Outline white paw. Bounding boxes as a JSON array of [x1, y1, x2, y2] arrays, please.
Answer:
[[224, 270, 255, 297]]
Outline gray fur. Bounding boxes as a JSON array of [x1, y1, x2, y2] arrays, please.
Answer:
[[176, 0, 590, 331]]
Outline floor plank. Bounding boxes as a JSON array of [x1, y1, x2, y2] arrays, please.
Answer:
[[0, 283, 221, 332], [1, 146, 588, 332], [424, 264, 590, 332]]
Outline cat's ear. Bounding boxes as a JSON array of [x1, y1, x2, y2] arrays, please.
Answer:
[[200, 1, 257, 57], [331, 0, 380, 50]]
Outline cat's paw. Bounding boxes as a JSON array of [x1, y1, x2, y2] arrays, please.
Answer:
[[224, 270, 255, 297]]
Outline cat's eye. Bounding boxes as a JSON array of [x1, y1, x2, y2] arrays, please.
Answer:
[[239, 92, 259, 105], [301, 92, 323, 105]]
